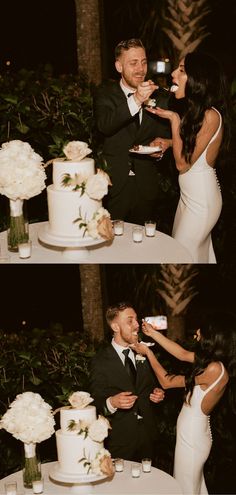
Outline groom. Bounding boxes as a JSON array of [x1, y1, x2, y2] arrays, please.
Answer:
[[94, 38, 172, 225], [89, 302, 165, 463]]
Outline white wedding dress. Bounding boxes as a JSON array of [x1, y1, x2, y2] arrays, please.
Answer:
[[172, 108, 222, 263], [173, 362, 225, 495]]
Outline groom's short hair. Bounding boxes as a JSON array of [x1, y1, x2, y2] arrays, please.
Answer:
[[106, 301, 133, 327], [115, 39, 145, 60]]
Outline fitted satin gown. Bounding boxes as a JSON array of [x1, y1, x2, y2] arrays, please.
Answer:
[[173, 362, 225, 495], [172, 108, 222, 263]]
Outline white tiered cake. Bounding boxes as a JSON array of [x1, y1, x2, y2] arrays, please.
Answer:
[[55, 392, 113, 477], [46, 141, 113, 241]]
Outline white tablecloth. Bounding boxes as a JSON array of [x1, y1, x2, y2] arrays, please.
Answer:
[[0, 460, 183, 495], [0, 221, 193, 263]]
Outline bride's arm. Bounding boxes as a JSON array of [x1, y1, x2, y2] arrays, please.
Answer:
[[142, 320, 194, 363], [132, 343, 185, 389]]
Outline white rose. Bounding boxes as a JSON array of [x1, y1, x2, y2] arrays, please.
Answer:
[[85, 173, 109, 200], [63, 141, 92, 161], [91, 448, 112, 475], [68, 391, 93, 409], [88, 417, 110, 442]]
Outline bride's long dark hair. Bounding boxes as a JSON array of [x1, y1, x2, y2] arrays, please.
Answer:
[[180, 51, 231, 164], [184, 310, 236, 413]]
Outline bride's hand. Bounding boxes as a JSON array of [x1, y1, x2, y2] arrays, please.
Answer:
[[142, 320, 155, 336], [147, 106, 179, 123], [131, 342, 149, 356]]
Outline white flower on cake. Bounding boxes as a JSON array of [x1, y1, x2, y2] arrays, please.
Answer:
[[0, 391, 55, 443], [0, 140, 46, 200], [62, 168, 111, 200], [63, 141, 92, 161], [75, 206, 114, 241], [68, 391, 94, 409], [85, 170, 111, 200], [88, 415, 111, 443], [90, 448, 114, 476]]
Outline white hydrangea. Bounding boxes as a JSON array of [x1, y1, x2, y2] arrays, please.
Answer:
[[0, 140, 46, 200], [0, 391, 55, 444]]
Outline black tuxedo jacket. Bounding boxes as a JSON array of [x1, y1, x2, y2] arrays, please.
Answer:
[[94, 80, 171, 201], [89, 343, 159, 458]]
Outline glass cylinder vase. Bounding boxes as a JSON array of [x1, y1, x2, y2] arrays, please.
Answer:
[[22, 442, 41, 489], [7, 198, 29, 252]]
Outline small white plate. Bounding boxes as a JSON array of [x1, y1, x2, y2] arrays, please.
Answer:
[[129, 145, 162, 154]]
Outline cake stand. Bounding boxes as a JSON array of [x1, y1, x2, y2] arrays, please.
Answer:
[[38, 223, 107, 261], [49, 463, 110, 493]]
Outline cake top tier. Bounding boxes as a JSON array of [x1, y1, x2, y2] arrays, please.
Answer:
[[53, 157, 95, 191]]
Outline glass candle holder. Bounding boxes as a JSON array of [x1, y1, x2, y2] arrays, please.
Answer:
[[145, 221, 156, 237], [142, 458, 152, 472], [4, 482, 17, 495], [115, 458, 124, 472], [132, 225, 143, 243], [113, 220, 124, 236], [32, 477, 44, 494], [18, 240, 32, 259], [131, 463, 141, 478]]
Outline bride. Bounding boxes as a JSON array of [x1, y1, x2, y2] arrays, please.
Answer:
[[148, 51, 230, 263], [131, 311, 236, 494]]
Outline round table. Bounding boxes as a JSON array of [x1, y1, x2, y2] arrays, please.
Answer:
[[0, 460, 183, 494], [0, 221, 193, 263]]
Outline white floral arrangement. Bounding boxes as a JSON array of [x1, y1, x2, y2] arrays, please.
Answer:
[[0, 140, 46, 200], [62, 168, 111, 200], [75, 206, 114, 241], [0, 391, 55, 444]]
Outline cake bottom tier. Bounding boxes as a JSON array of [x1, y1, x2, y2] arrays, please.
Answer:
[[47, 185, 101, 238], [56, 430, 103, 475]]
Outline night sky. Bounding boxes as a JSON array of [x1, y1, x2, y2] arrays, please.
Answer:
[[0, 0, 235, 78]]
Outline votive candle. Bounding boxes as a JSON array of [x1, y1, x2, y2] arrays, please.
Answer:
[[113, 220, 124, 235], [145, 221, 156, 237], [132, 226, 143, 242], [142, 458, 152, 472], [32, 478, 44, 494], [115, 458, 124, 472], [4, 482, 17, 495], [18, 240, 32, 259], [131, 463, 141, 478]]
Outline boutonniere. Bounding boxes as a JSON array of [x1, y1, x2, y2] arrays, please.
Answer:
[[135, 354, 146, 363]]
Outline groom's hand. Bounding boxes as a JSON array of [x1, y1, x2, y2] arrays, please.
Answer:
[[110, 391, 138, 410], [150, 387, 165, 403]]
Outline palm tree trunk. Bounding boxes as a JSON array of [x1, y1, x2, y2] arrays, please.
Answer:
[[74, 0, 102, 84], [79, 264, 104, 344], [166, 314, 186, 341]]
